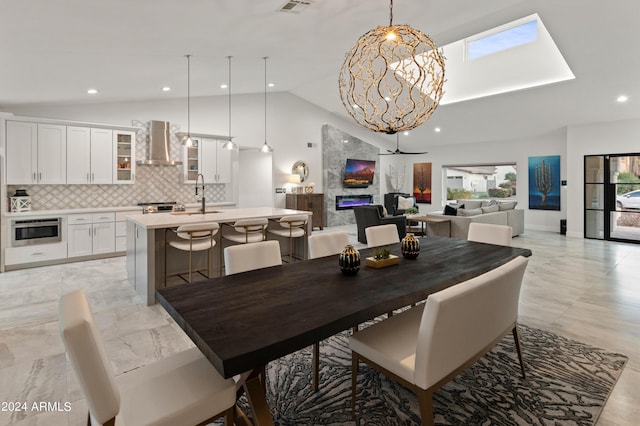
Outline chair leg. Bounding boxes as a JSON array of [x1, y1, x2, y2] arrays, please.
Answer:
[[512, 325, 526, 380], [224, 405, 236, 426], [351, 352, 358, 418], [312, 342, 320, 392], [417, 389, 435, 426]]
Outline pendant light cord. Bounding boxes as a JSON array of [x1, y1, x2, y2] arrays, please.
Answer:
[[264, 56, 268, 144], [227, 56, 232, 143], [389, 0, 393, 26], [186, 54, 191, 137]]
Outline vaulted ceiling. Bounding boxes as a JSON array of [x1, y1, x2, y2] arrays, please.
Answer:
[[1, 0, 639, 151]]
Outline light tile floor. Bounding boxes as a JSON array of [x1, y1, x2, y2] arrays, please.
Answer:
[[0, 228, 639, 425]]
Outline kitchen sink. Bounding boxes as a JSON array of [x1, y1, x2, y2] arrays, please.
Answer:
[[169, 210, 221, 216]]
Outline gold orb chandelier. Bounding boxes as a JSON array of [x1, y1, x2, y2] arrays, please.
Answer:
[[339, 0, 446, 134]]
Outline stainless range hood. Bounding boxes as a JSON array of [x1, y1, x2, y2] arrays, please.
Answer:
[[137, 120, 182, 166]]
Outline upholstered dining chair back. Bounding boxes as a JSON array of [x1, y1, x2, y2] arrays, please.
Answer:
[[365, 224, 400, 248], [308, 231, 349, 259], [467, 222, 512, 246], [224, 240, 282, 275], [414, 255, 528, 390], [59, 290, 121, 424]]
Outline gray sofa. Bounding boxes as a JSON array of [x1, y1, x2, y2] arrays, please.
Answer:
[[426, 199, 524, 240]]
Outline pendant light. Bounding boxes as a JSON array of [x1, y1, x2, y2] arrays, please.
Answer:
[[261, 57, 274, 153], [338, 0, 445, 134], [183, 54, 194, 147], [223, 56, 238, 150]]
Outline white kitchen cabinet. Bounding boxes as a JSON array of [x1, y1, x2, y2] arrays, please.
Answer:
[[66, 127, 113, 184], [67, 213, 115, 257], [90, 128, 114, 184], [115, 210, 137, 252], [180, 133, 232, 184], [6, 121, 66, 184], [114, 130, 135, 184], [4, 242, 68, 266]]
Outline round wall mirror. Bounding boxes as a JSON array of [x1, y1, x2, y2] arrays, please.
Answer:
[[292, 161, 309, 183]]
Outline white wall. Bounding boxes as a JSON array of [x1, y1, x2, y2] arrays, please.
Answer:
[[566, 118, 640, 237], [238, 150, 273, 208], [6, 92, 388, 208]]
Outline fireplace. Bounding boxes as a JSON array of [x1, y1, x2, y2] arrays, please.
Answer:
[[335, 194, 374, 210]]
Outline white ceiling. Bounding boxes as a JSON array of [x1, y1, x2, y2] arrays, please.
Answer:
[[1, 0, 639, 151]]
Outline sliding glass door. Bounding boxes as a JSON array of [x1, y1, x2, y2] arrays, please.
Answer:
[[585, 154, 640, 243]]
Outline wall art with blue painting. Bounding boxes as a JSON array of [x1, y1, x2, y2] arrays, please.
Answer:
[[528, 155, 561, 210]]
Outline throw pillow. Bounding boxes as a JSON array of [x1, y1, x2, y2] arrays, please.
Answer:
[[457, 208, 483, 216], [481, 204, 500, 214], [382, 206, 389, 216], [498, 201, 518, 210], [397, 196, 415, 210], [444, 205, 457, 216]]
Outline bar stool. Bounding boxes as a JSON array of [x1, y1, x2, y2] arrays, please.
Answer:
[[267, 214, 308, 262], [164, 222, 219, 285], [220, 218, 269, 274]]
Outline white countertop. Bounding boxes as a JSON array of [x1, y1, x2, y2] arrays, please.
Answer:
[[127, 207, 312, 230], [3, 202, 236, 218]]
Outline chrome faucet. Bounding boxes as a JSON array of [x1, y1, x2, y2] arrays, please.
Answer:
[[195, 173, 206, 213]]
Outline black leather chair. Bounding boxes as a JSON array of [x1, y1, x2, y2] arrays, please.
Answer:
[[353, 205, 406, 244], [384, 192, 416, 216]]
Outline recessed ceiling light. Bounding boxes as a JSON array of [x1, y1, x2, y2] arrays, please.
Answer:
[[162, 86, 171, 92], [220, 83, 228, 89], [403, 131, 409, 136], [87, 88, 98, 95], [617, 95, 629, 103], [268, 83, 275, 87], [434, 127, 441, 132]]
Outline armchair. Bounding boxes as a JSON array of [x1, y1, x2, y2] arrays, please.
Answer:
[[384, 192, 416, 216], [353, 205, 406, 244]]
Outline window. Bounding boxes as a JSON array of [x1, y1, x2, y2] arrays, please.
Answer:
[[467, 19, 537, 60], [443, 164, 517, 202]]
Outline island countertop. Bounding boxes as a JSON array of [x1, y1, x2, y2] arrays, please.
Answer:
[[126, 206, 312, 230]]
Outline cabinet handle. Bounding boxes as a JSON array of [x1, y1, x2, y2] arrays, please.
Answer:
[[38, 172, 42, 182], [89, 229, 91, 236], [32, 252, 44, 256], [32, 172, 36, 182], [92, 172, 95, 182]]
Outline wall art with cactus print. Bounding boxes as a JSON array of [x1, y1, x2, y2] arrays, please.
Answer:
[[528, 155, 561, 210], [412, 162, 432, 203]]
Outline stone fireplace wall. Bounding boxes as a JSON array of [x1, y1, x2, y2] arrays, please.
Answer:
[[322, 124, 379, 227]]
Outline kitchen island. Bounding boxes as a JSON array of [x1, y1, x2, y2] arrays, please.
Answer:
[[126, 207, 313, 305]]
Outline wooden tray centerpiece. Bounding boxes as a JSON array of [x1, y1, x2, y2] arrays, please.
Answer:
[[365, 247, 400, 268]]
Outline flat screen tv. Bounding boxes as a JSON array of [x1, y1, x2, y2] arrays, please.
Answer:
[[343, 158, 375, 188]]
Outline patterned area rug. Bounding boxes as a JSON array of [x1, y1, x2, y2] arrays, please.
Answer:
[[238, 324, 627, 425]]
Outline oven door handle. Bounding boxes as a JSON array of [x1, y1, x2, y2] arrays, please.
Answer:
[[13, 221, 61, 228]]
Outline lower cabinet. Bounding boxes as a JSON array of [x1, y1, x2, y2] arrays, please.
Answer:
[[4, 242, 68, 266], [285, 193, 324, 230], [68, 213, 115, 257]]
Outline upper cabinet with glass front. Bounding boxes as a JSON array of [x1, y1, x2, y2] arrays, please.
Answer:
[[114, 130, 136, 184], [179, 133, 232, 184]]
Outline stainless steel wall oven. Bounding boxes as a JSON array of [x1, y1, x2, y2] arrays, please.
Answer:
[[11, 217, 62, 247]]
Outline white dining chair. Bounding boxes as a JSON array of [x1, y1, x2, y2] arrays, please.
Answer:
[[267, 214, 309, 262], [349, 256, 529, 426], [164, 222, 219, 285], [59, 290, 237, 426], [365, 224, 400, 248], [224, 240, 282, 275], [308, 231, 349, 259], [467, 222, 512, 246]]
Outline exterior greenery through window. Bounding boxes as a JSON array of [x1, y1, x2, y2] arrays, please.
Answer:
[[444, 164, 517, 201]]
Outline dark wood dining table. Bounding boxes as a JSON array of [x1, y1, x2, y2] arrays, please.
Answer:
[[156, 236, 532, 425]]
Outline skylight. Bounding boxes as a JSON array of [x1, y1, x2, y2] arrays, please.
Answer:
[[390, 14, 575, 106], [467, 19, 538, 60]]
